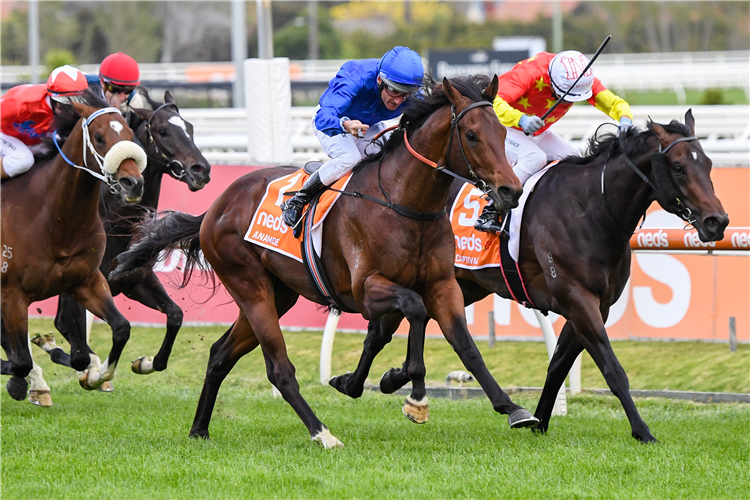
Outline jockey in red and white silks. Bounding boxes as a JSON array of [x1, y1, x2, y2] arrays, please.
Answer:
[[0, 65, 89, 180], [474, 50, 634, 233]]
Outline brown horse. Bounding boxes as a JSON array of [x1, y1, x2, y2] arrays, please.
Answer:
[[43, 88, 212, 387], [1, 92, 146, 402], [329, 109, 729, 443], [112, 76, 540, 448]]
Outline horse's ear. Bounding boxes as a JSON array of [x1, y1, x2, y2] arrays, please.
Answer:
[[70, 100, 94, 118], [443, 77, 461, 106], [485, 75, 499, 101], [164, 90, 174, 104], [130, 107, 153, 122], [684, 108, 695, 135], [651, 122, 670, 148]]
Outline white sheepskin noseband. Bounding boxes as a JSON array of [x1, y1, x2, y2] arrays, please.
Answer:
[[103, 141, 147, 174]]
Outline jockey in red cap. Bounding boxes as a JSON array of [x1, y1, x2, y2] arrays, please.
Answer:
[[0, 65, 89, 180], [93, 52, 147, 111]]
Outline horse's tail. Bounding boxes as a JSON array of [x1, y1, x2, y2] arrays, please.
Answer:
[[110, 210, 207, 287]]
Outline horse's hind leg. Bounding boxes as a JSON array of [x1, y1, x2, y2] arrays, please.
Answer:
[[121, 272, 183, 374], [533, 321, 583, 433], [190, 318, 258, 439], [54, 293, 98, 372], [329, 312, 405, 398]]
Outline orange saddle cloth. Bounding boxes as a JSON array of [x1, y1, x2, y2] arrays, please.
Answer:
[[244, 169, 352, 262], [449, 182, 501, 269]]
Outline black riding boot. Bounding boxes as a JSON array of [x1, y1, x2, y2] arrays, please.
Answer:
[[474, 203, 504, 233], [282, 171, 325, 237]]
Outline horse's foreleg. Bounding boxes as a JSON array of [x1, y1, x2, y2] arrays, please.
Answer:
[[564, 296, 656, 443], [68, 273, 130, 390], [190, 318, 258, 439], [1, 297, 33, 384], [533, 321, 583, 433], [360, 274, 428, 424], [329, 312, 404, 399], [25, 335, 52, 407], [54, 293, 97, 371], [426, 279, 539, 429], [121, 272, 183, 374]]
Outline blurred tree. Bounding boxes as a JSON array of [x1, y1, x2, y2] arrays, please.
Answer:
[[274, 5, 341, 60], [44, 49, 77, 76]]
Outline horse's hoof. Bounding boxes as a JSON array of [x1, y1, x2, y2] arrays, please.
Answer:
[[379, 368, 407, 394], [131, 356, 155, 375], [311, 427, 344, 449], [28, 390, 53, 407], [79, 370, 103, 391], [508, 409, 540, 429], [97, 381, 114, 393], [402, 396, 429, 424], [189, 428, 210, 440], [329, 372, 362, 398], [31, 333, 56, 349], [6, 376, 28, 401]]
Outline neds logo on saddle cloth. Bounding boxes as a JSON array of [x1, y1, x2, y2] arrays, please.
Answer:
[[244, 169, 352, 262], [450, 183, 501, 269]]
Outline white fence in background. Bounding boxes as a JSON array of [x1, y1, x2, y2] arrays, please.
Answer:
[[182, 105, 750, 167]]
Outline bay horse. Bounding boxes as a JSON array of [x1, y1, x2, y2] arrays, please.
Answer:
[[43, 88, 211, 385], [1, 91, 147, 402], [328, 108, 729, 443], [112, 76, 539, 448]]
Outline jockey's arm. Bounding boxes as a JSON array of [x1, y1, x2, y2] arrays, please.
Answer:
[[591, 88, 633, 122], [492, 95, 526, 128]]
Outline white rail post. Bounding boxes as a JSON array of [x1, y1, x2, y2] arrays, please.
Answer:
[[534, 309, 567, 416], [320, 310, 340, 384]]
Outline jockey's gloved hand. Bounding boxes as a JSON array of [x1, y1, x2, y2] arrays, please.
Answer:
[[619, 116, 633, 135], [519, 114, 544, 134]]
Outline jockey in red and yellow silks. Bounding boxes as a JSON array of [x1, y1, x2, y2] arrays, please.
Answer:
[[0, 65, 89, 180], [474, 50, 633, 233]]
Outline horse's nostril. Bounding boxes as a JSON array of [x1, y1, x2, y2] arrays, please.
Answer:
[[119, 177, 135, 190], [190, 164, 205, 176]]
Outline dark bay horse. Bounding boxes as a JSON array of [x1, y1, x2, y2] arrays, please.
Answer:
[[328, 109, 729, 443], [112, 76, 539, 448], [46, 88, 211, 384], [1, 92, 147, 402]]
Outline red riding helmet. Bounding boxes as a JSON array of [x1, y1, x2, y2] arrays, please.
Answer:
[[46, 65, 89, 102], [99, 52, 141, 86]]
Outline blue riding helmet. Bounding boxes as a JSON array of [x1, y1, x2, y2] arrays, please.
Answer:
[[378, 46, 424, 94]]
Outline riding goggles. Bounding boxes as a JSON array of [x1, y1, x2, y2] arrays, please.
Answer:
[[383, 83, 418, 100], [104, 82, 136, 95]]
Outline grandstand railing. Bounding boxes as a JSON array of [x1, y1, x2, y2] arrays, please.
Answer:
[[181, 105, 750, 167]]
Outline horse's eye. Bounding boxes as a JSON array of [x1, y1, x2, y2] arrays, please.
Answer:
[[158, 128, 167, 136], [466, 130, 478, 143], [672, 163, 684, 175], [94, 133, 105, 145]]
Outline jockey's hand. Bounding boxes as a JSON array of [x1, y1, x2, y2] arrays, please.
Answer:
[[619, 116, 633, 135], [343, 120, 369, 138], [519, 114, 544, 135]]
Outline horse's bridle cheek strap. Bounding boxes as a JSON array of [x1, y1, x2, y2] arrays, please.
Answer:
[[103, 141, 148, 174]]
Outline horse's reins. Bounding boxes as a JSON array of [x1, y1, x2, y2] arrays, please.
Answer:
[[601, 132, 699, 235], [324, 100, 495, 223], [53, 107, 125, 193], [142, 102, 188, 179]]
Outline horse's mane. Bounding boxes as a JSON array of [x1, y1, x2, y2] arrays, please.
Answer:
[[567, 118, 693, 165], [34, 89, 112, 163], [359, 74, 495, 167]]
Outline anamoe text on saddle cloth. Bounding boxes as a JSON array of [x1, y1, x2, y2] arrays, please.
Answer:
[[244, 169, 352, 262], [450, 182, 501, 269]]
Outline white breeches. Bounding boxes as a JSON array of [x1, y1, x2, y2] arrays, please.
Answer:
[[312, 113, 390, 187], [0, 133, 34, 178], [504, 127, 580, 184]]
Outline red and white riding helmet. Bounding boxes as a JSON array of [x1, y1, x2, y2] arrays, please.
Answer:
[[46, 65, 89, 102], [99, 52, 141, 86], [548, 50, 594, 102]]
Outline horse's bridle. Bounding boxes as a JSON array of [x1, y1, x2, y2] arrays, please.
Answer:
[[53, 107, 128, 194], [141, 102, 189, 180], [404, 100, 495, 196], [601, 132, 699, 234]]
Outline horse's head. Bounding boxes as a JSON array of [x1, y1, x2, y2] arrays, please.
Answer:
[[130, 90, 211, 191], [69, 100, 146, 203], [442, 76, 522, 212], [649, 109, 729, 242]]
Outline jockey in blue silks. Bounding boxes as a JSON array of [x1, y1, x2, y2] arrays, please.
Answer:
[[282, 46, 424, 232]]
